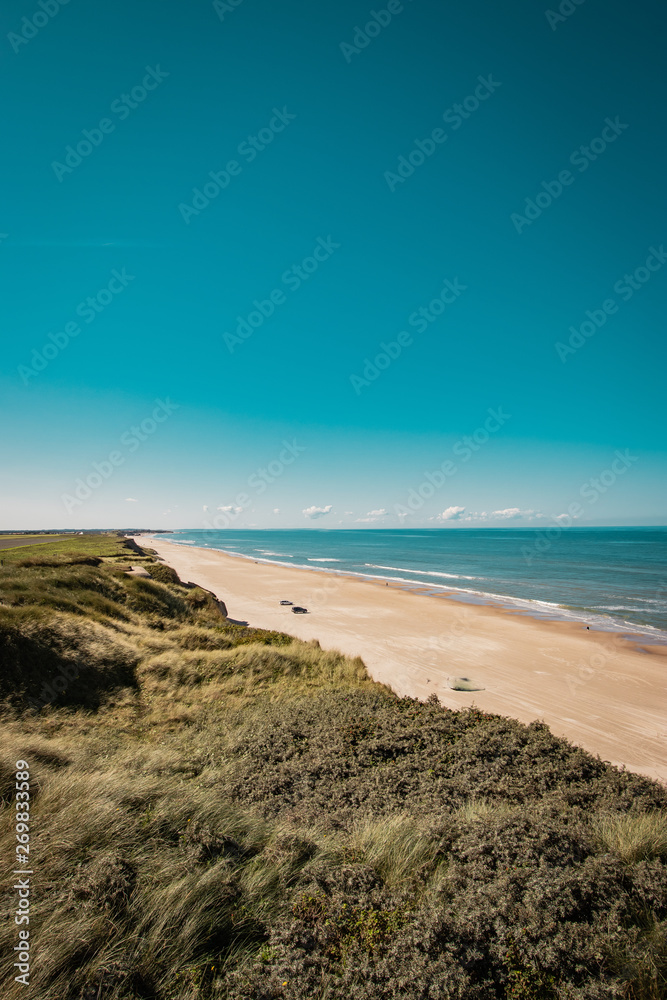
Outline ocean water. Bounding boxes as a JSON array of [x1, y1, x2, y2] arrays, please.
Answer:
[[161, 528, 667, 642]]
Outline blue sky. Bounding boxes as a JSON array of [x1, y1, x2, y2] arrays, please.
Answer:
[[0, 0, 665, 529]]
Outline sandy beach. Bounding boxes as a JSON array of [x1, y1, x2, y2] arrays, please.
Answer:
[[137, 535, 667, 784]]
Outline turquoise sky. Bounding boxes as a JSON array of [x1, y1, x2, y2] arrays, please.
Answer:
[[1, 0, 665, 529]]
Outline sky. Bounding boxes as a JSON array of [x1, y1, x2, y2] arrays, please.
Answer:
[[0, 0, 665, 530]]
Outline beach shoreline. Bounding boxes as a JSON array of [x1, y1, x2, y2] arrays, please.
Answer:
[[156, 534, 667, 649], [134, 534, 667, 784]]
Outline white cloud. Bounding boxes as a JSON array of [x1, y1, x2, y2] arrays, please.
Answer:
[[217, 505, 243, 514], [464, 507, 539, 522], [554, 511, 579, 523], [437, 505, 465, 521], [355, 508, 389, 524], [491, 507, 537, 520], [344, 511, 354, 516], [124, 498, 138, 503], [272, 508, 280, 514], [303, 504, 333, 519], [202, 505, 209, 512]]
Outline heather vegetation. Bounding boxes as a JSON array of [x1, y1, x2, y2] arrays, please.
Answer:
[[0, 535, 666, 999]]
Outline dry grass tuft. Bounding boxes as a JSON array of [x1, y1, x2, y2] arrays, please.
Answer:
[[453, 796, 520, 825], [350, 813, 441, 887], [593, 810, 667, 863]]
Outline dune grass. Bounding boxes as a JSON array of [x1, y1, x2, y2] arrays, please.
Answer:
[[0, 534, 666, 999], [593, 811, 667, 864]]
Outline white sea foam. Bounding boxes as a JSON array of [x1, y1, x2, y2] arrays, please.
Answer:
[[364, 563, 479, 581]]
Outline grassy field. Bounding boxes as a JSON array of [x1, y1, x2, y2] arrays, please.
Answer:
[[0, 533, 140, 563], [1, 535, 666, 999]]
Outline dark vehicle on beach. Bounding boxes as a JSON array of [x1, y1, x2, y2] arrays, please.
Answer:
[[280, 600, 293, 605], [291, 606, 308, 614]]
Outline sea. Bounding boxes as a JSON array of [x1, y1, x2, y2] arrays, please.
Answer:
[[161, 528, 667, 643]]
